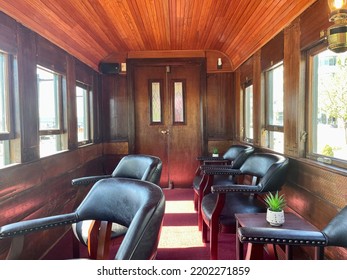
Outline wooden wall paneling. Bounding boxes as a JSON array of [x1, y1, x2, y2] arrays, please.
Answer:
[[17, 25, 39, 163], [284, 158, 347, 260], [261, 31, 284, 71], [283, 20, 301, 157], [206, 73, 233, 139], [0, 144, 104, 259], [36, 35, 67, 73], [101, 74, 128, 142], [252, 51, 262, 147], [300, 0, 330, 50], [239, 57, 253, 85], [0, 12, 17, 54]]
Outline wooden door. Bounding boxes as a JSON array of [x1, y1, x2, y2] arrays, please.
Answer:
[[134, 63, 202, 188]]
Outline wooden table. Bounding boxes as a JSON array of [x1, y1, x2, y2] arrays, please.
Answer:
[[235, 212, 322, 260]]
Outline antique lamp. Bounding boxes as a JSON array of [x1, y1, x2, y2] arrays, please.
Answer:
[[327, 0, 347, 52]]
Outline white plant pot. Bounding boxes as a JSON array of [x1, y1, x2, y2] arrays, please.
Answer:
[[212, 153, 219, 157], [266, 209, 285, 226]]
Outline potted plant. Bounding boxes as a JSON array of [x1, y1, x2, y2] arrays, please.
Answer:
[[212, 147, 219, 157], [264, 191, 286, 226]]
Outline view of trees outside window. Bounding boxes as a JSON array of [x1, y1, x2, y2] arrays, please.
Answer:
[[313, 49, 347, 161]]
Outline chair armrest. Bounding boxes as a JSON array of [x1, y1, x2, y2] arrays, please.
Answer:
[[203, 167, 242, 176], [200, 164, 235, 171], [71, 175, 112, 186], [238, 227, 327, 246], [196, 156, 225, 161], [0, 213, 78, 239], [211, 184, 260, 193]]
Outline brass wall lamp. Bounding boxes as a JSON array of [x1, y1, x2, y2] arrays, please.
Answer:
[[327, 0, 347, 52]]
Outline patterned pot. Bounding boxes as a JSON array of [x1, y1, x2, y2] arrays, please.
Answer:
[[266, 209, 285, 226]]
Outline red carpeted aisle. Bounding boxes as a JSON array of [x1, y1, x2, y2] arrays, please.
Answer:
[[155, 188, 236, 260]]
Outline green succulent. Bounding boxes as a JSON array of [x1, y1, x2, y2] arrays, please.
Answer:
[[212, 147, 219, 154], [264, 191, 286, 212]]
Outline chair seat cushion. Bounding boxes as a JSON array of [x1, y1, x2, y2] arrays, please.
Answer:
[[201, 193, 266, 226], [72, 220, 128, 246]]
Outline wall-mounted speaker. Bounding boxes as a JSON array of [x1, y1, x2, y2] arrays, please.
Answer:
[[99, 62, 120, 74]]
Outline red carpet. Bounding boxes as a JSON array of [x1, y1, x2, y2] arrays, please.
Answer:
[[156, 188, 236, 260], [44, 188, 237, 260]]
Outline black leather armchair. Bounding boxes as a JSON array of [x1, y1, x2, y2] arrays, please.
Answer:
[[237, 205, 347, 260], [0, 178, 165, 260], [193, 144, 254, 229], [71, 154, 162, 257], [72, 154, 162, 186], [201, 152, 289, 259]]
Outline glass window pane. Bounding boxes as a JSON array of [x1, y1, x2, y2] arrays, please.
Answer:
[[40, 135, 61, 158], [311, 49, 347, 161], [244, 84, 253, 140], [268, 131, 284, 153], [267, 64, 284, 126], [37, 67, 60, 130], [150, 82, 162, 123], [76, 85, 89, 142], [0, 140, 10, 167], [0, 52, 9, 133], [173, 81, 185, 123]]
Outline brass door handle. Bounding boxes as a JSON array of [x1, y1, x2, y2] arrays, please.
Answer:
[[160, 129, 169, 135]]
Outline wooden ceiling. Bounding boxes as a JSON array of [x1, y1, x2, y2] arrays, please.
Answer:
[[0, 0, 318, 71]]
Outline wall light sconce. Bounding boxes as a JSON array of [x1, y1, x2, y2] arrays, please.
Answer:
[[327, 0, 347, 52], [217, 57, 222, 69]]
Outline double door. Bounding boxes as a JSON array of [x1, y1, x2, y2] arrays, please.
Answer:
[[133, 62, 203, 188]]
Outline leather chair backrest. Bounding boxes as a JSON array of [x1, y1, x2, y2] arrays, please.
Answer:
[[76, 178, 165, 260], [322, 205, 347, 248], [224, 144, 254, 169], [240, 153, 289, 192], [111, 154, 162, 185]]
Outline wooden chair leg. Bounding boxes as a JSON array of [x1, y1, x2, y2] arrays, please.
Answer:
[[202, 219, 208, 243], [88, 220, 112, 260], [210, 220, 219, 260]]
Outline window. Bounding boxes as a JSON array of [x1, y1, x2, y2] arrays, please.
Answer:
[[37, 66, 66, 157], [243, 82, 253, 142], [264, 63, 284, 153], [149, 80, 163, 124], [172, 80, 186, 124], [0, 51, 17, 167], [308, 47, 347, 167], [76, 83, 92, 145]]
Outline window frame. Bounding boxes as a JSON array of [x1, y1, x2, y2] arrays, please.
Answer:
[[76, 81, 93, 146], [37, 65, 67, 158], [306, 43, 347, 169], [149, 79, 163, 125], [264, 62, 284, 152], [0, 51, 17, 167], [242, 80, 254, 143], [171, 79, 186, 125], [0, 51, 15, 141]]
